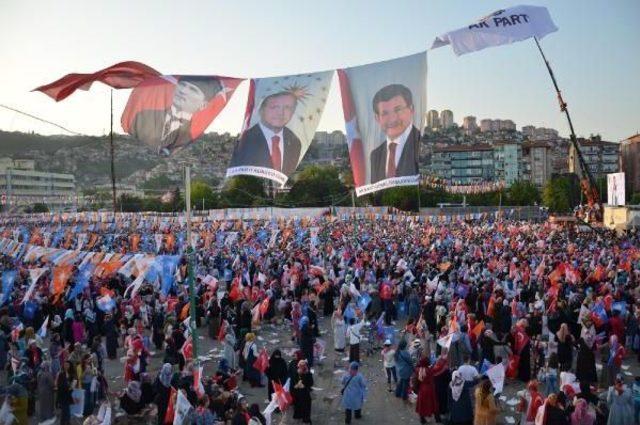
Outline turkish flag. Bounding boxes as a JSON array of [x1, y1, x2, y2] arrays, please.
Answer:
[[33, 61, 161, 102], [505, 354, 520, 378], [121, 75, 243, 154], [337, 70, 365, 187], [273, 380, 293, 411]]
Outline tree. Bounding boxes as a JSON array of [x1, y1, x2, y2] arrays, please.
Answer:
[[631, 193, 640, 205], [286, 165, 349, 206], [379, 186, 420, 211], [190, 180, 217, 210], [32, 203, 49, 213], [117, 194, 143, 212], [219, 175, 267, 207], [542, 177, 571, 213], [507, 180, 541, 206]]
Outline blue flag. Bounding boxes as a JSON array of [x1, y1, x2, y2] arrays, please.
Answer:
[[357, 293, 372, 312], [1, 270, 17, 305], [159, 255, 181, 295], [67, 262, 95, 300]]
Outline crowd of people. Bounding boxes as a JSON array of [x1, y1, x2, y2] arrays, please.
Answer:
[[0, 212, 637, 425]]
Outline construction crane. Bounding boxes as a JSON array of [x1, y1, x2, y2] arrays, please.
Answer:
[[534, 38, 602, 222]]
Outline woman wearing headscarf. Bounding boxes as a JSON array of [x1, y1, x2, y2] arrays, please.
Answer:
[[120, 380, 144, 415], [600, 335, 625, 388], [571, 398, 595, 425], [395, 339, 415, 401], [154, 363, 174, 425], [300, 317, 315, 367], [341, 362, 367, 425], [331, 310, 347, 353], [140, 372, 155, 406], [36, 360, 55, 423], [575, 321, 598, 385], [104, 313, 119, 360], [265, 349, 288, 403], [62, 308, 75, 346], [6, 382, 28, 425], [474, 378, 500, 425], [517, 380, 544, 425], [56, 360, 75, 425], [432, 348, 451, 417], [447, 370, 474, 425], [207, 295, 222, 340], [223, 322, 238, 370], [556, 323, 574, 372], [607, 375, 634, 425], [415, 352, 439, 424], [248, 403, 267, 425], [291, 359, 313, 424], [242, 333, 261, 387]]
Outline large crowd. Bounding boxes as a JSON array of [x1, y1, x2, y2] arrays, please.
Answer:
[[0, 212, 637, 425]]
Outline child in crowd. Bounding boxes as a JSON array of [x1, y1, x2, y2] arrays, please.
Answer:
[[382, 339, 397, 392]]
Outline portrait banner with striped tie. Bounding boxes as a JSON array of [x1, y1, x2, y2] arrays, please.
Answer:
[[121, 75, 243, 155], [338, 52, 426, 196], [226, 71, 333, 186]]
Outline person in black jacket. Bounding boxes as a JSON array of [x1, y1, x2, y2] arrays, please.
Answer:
[[265, 349, 288, 404]]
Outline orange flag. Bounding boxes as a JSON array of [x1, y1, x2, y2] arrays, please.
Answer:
[[52, 264, 73, 297], [130, 234, 140, 252], [470, 320, 485, 339]]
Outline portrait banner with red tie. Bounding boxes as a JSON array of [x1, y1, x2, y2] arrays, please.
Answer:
[[226, 71, 333, 186], [338, 52, 426, 196], [121, 75, 244, 155]]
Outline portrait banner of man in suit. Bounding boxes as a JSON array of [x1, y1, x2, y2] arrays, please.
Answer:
[[226, 71, 333, 186], [122, 75, 243, 155], [338, 52, 426, 196]]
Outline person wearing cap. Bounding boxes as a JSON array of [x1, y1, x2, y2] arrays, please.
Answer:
[[341, 362, 367, 424], [381, 339, 397, 392], [607, 375, 633, 425]]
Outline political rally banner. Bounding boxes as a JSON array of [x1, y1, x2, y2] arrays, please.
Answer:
[[338, 52, 426, 196], [122, 75, 243, 155], [607, 172, 625, 206], [431, 5, 558, 56], [227, 71, 333, 186]]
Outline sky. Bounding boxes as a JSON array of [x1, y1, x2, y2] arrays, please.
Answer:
[[0, 0, 638, 142]]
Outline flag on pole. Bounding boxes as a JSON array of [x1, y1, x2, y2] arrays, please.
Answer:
[[173, 389, 192, 425], [33, 61, 161, 102], [337, 69, 365, 187], [431, 5, 558, 56], [1, 270, 17, 305], [37, 316, 50, 339], [22, 268, 46, 304]]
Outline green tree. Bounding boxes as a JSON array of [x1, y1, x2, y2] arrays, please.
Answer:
[[595, 176, 608, 204], [630, 193, 640, 205], [220, 175, 267, 207], [286, 165, 349, 206], [117, 194, 143, 212], [190, 180, 217, 210], [507, 181, 541, 206], [542, 177, 571, 213], [143, 197, 163, 212], [379, 186, 420, 211], [31, 203, 49, 213]]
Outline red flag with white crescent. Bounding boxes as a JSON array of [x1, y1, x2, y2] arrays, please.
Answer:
[[121, 75, 243, 154], [337, 69, 365, 187], [33, 61, 161, 102]]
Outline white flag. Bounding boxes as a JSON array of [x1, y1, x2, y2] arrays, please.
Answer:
[[22, 268, 46, 304], [486, 363, 505, 394], [37, 316, 50, 338], [431, 5, 558, 56], [173, 389, 192, 425]]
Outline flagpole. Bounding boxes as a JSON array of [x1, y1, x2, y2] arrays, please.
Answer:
[[532, 37, 599, 199], [185, 166, 198, 363], [109, 89, 117, 213]]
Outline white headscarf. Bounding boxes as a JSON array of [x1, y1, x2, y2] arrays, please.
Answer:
[[450, 370, 465, 402]]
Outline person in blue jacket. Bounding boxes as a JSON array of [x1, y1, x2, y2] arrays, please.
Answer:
[[341, 362, 368, 424]]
